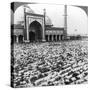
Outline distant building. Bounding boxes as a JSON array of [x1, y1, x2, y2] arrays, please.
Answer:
[[11, 7, 65, 43]]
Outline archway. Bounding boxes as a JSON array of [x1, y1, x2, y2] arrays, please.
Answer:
[[11, 35, 17, 43], [29, 31, 35, 42], [45, 35, 48, 41], [57, 35, 59, 41], [29, 21, 42, 42], [19, 35, 23, 43], [61, 35, 63, 40]]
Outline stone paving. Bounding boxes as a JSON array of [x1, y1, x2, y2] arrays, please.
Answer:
[[11, 40, 88, 88]]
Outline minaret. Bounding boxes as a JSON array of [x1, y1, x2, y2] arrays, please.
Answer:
[[64, 5, 67, 39], [41, 8, 46, 42], [23, 6, 29, 42], [24, 6, 26, 31], [43, 8, 46, 30], [23, 6, 26, 41]]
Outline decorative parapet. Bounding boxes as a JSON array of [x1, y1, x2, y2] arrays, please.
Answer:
[[45, 30, 63, 35]]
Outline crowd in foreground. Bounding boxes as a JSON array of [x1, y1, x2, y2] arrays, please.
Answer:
[[11, 39, 88, 88]]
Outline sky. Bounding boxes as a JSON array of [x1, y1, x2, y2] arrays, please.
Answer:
[[12, 3, 88, 35]]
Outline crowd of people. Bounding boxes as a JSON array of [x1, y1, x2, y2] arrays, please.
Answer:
[[11, 39, 88, 88]]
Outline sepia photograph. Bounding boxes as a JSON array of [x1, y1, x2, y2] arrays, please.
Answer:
[[11, 2, 88, 88]]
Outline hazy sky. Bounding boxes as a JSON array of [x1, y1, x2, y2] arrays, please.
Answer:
[[13, 3, 88, 35]]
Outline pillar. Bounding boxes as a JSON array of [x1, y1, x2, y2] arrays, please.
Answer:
[[59, 35, 61, 41], [62, 35, 64, 40], [53, 35, 54, 41], [41, 20, 46, 42], [26, 17, 29, 42], [64, 5, 67, 39], [56, 35, 58, 41], [16, 36, 19, 43], [55, 35, 57, 41], [23, 36, 24, 42], [24, 17, 29, 43], [42, 9, 46, 42], [48, 35, 49, 41], [42, 27, 46, 42], [51, 35, 54, 41]]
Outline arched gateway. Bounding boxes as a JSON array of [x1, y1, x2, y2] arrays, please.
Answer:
[[24, 13, 45, 42], [29, 21, 42, 42], [12, 6, 65, 43]]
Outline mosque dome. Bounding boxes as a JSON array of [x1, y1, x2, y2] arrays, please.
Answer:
[[45, 16, 53, 26], [25, 6, 35, 14]]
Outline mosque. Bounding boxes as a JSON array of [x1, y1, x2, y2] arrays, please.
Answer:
[[11, 4, 67, 43]]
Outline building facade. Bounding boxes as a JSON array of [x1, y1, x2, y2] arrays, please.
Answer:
[[11, 8, 65, 43]]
